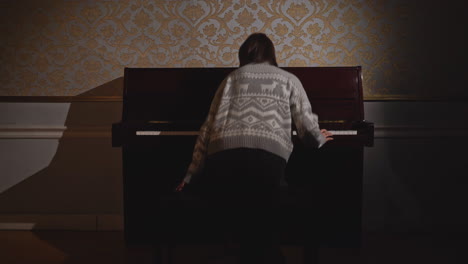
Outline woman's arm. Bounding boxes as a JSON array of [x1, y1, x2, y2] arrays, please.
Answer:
[[176, 77, 229, 190], [289, 77, 333, 147]]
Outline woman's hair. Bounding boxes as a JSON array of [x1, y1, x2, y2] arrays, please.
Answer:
[[238, 33, 278, 67]]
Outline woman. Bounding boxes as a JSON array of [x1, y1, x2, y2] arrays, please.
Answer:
[[176, 33, 333, 264]]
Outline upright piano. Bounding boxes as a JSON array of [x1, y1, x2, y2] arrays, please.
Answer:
[[112, 67, 374, 252]]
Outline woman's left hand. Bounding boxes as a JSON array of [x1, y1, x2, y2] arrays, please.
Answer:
[[321, 129, 334, 142]]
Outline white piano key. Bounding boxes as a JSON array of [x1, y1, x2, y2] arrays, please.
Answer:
[[136, 131, 161, 136], [292, 130, 357, 136], [329, 130, 358, 135], [136, 131, 199, 136]]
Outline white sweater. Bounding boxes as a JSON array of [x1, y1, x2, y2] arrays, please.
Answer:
[[184, 63, 326, 183]]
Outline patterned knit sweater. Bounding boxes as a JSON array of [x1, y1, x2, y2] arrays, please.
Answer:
[[184, 63, 326, 183]]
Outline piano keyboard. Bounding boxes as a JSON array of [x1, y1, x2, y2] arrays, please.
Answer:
[[136, 131, 197, 136], [293, 130, 357, 136], [136, 130, 358, 136]]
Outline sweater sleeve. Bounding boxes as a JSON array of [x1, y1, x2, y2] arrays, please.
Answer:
[[289, 76, 327, 148], [183, 77, 228, 183]]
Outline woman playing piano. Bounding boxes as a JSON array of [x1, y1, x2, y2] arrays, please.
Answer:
[[176, 33, 333, 264]]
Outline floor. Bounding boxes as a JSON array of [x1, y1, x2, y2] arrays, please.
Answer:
[[0, 231, 467, 264]]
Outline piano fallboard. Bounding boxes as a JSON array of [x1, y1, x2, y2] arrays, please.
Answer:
[[120, 67, 365, 122]]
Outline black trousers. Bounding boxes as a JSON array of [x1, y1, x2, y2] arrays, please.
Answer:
[[198, 148, 286, 264]]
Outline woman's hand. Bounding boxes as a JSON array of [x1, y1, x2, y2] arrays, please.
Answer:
[[321, 129, 334, 142], [175, 181, 186, 192]]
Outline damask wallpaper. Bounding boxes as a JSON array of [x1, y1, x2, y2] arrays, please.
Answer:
[[0, 0, 465, 99]]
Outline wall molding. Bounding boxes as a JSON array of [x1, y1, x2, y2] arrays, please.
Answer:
[[0, 125, 67, 139], [374, 126, 468, 138], [0, 96, 122, 102], [2, 96, 468, 103], [0, 126, 115, 139], [0, 214, 123, 231], [64, 126, 112, 138]]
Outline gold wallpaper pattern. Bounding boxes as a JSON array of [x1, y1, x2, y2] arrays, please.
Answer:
[[0, 0, 431, 98]]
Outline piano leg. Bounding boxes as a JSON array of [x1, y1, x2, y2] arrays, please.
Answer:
[[152, 244, 174, 264], [152, 244, 163, 264], [303, 244, 319, 264]]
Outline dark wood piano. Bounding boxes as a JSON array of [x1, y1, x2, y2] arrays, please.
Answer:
[[112, 66, 374, 261]]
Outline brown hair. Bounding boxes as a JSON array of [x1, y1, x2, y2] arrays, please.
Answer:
[[238, 33, 278, 67]]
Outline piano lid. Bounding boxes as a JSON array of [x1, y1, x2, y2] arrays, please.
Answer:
[[122, 66, 364, 123]]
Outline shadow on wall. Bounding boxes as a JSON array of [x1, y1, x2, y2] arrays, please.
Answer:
[[0, 78, 124, 215]]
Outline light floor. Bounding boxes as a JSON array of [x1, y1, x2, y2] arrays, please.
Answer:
[[0, 231, 467, 264]]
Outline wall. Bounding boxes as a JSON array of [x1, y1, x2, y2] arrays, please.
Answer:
[[1, 0, 467, 99]]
